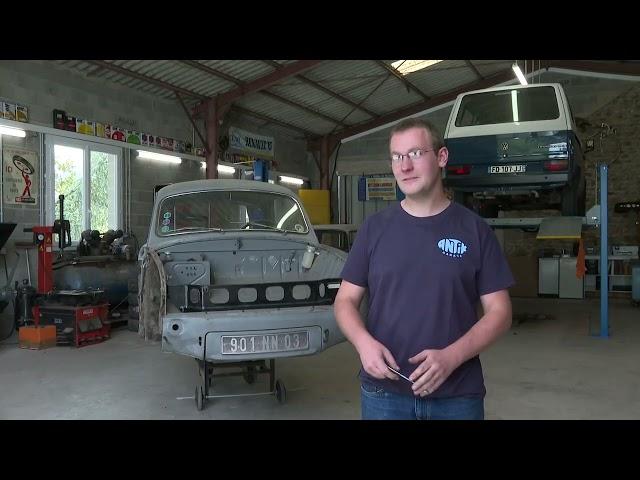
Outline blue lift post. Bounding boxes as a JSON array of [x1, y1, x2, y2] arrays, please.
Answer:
[[599, 164, 609, 338]]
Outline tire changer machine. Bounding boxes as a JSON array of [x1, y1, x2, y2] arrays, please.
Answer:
[[16, 195, 110, 347]]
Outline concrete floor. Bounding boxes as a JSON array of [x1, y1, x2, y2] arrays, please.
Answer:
[[1, 297, 639, 419]]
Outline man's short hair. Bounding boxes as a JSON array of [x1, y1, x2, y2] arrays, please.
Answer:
[[389, 118, 445, 151]]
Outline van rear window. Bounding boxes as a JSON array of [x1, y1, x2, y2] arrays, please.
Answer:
[[455, 86, 560, 127]]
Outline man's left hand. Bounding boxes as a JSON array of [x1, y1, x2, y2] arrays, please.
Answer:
[[408, 348, 460, 397]]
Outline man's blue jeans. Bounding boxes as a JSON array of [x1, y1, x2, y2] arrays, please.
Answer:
[[360, 381, 484, 420]]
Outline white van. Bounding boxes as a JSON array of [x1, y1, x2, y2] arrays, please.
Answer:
[[443, 83, 585, 217]]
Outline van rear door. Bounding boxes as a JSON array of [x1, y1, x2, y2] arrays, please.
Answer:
[[445, 85, 571, 177]]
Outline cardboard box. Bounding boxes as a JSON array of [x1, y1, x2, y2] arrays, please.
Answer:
[[126, 130, 141, 145], [16, 104, 28, 122], [76, 119, 95, 135], [111, 127, 126, 142], [95, 122, 106, 138], [65, 115, 76, 132], [65, 115, 77, 132], [19, 325, 57, 350], [507, 255, 539, 298], [160, 137, 174, 151], [53, 109, 66, 129], [3, 102, 16, 121]]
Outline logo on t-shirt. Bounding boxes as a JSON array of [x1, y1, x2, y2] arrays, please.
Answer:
[[437, 238, 468, 258]]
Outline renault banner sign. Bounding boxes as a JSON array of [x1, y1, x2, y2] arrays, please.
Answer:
[[229, 126, 275, 158]]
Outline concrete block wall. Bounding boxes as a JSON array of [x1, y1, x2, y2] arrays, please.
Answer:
[[127, 155, 205, 242], [502, 80, 640, 257], [0, 61, 194, 143], [580, 83, 640, 249], [0, 60, 314, 337], [0, 61, 316, 240]]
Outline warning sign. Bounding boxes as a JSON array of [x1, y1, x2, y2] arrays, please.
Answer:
[[366, 177, 397, 201]]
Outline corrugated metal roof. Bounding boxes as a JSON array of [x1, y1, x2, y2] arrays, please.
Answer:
[[197, 60, 273, 84], [410, 63, 479, 96], [268, 79, 363, 125], [235, 94, 336, 135], [474, 60, 513, 78], [305, 61, 386, 96], [46, 59, 572, 140], [358, 75, 423, 113]]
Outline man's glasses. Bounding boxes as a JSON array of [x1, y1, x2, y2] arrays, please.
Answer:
[[390, 148, 436, 164]]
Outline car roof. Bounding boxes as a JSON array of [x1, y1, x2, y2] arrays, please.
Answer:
[[457, 82, 561, 97], [155, 179, 300, 202]]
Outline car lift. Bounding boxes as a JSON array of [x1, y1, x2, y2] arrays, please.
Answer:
[[484, 164, 610, 338]]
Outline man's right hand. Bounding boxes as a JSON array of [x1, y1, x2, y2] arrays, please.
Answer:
[[335, 280, 399, 380], [356, 337, 400, 380]]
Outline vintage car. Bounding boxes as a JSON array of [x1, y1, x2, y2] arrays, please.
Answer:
[[443, 83, 586, 217], [137, 179, 348, 409]]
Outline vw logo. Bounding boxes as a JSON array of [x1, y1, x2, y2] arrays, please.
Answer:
[[501, 142, 509, 151]]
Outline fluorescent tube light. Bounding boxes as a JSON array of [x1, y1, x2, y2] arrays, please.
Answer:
[[511, 90, 519, 122], [0, 126, 26, 137], [200, 162, 236, 174], [279, 175, 304, 186], [136, 150, 181, 163], [512, 64, 528, 85]]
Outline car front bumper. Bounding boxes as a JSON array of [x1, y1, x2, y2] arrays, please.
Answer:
[[161, 305, 344, 362]]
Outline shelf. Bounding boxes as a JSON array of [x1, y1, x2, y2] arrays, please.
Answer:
[[0, 117, 205, 163]]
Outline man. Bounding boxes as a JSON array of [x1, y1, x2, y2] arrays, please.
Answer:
[[334, 118, 514, 420]]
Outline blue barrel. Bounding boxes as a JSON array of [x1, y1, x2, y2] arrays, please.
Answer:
[[53, 257, 139, 307]]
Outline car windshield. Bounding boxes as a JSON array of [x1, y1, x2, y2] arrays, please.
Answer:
[[455, 86, 560, 127], [157, 190, 309, 236]]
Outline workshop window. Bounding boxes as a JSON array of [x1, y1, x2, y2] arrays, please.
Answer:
[[45, 136, 122, 243]]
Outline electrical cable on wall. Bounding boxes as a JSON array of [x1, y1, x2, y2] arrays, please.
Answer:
[[329, 141, 342, 192]]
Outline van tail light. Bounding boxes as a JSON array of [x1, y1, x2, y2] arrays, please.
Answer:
[[543, 160, 569, 172], [446, 165, 471, 175]]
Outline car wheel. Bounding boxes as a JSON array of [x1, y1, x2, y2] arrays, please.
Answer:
[[275, 379, 287, 404]]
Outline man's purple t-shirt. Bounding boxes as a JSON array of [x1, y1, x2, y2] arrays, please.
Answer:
[[340, 201, 514, 398]]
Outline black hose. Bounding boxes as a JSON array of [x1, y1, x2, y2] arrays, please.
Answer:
[[0, 256, 16, 342]]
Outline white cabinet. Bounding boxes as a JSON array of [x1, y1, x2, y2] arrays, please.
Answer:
[[539, 257, 585, 298], [539, 258, 559, 295]]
